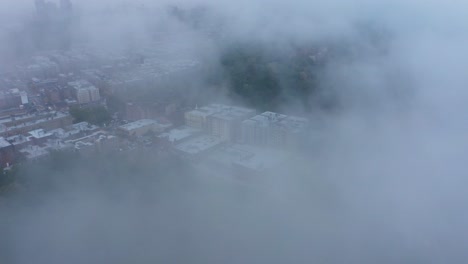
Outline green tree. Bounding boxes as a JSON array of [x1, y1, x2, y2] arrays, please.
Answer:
[[70, 106, 111, 126]]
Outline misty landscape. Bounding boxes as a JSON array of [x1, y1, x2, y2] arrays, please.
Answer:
[[1, 0, 468, 263]]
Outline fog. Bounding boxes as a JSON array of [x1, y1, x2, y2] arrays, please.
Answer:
[[1, 0, 468, 263]]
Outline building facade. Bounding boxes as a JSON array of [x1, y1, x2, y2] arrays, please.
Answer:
[[241, 112, 309, 148], [185, 104, 256, 142], [69, 80, 100, 104]]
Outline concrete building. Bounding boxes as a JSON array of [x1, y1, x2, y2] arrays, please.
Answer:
[[125, 102, 150, 121], [88, 86, 100, 102], [0, 89, 28, 110], [185, 104, 256, 141], [119, 119, 172, 137], [48, 122, 98, 140], [185, 105, 220, 130], [19, 145, 49, 161], [43, 139, 73, 153], [66, 131, 118, 156], [74, 88, 90, 104], [6, 134, 32, 149], [0, 111, 73, 137], [68, 80, 100, 104], [241, 112, 309, 148], [28, 129, 54, 145], [174, 135, 225, 160], [95, 134, 118, 153], [70, 122, 99, 134], [158, 126, 201, 147], [20, 91, 29, 105]]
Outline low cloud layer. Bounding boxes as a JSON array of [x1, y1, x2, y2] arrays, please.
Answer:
[[1, 0, 468, 263]]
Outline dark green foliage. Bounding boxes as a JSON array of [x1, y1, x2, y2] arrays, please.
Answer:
[[69, 105, 111, 126], [219, 43, 324, 111], [221, 45, 281, 110]]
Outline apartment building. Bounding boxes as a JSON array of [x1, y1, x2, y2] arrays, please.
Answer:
[[68, 80, 100, 104], [241, 111, 309, 148], [185, 104, 256, 142]]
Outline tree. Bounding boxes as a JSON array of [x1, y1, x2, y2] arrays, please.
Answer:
[[69, 106, 111, 126]]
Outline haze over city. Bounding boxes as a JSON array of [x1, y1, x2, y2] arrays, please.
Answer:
[[0, 1, 468, 263]]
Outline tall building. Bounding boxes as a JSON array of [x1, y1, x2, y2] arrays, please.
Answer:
[[119, 119, 172, 137], [185, 104, 256, 142], [68, 80, 100, 104], [185, 105, 218, 130], [20, 91, 29, 105], [241, 112, 309, 148], [74, 87, 90, 104], [209, 106, 256, 141], [88, 86, 100, 102]]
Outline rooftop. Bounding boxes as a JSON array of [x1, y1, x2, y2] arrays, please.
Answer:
[[28, 129, 53, 139], [159, 126, 201, 143], [44, 139, 73, 151], [187, 104, 255, 120], [120, 119, 172, 132], [71, 122, 99, 131], [243, 111, 308, 131], [0, 114, 70, 135], [19, 145, 49, 159], [276, 116, 309, 133], [6, 134, 31, 145], [175, 135, 225, 155], [68, 80, 97, 90], [0, 137, 12, 148], [66, 131, 108, 144], [119, 119, 156, 131], [230, 144, 289, 172]]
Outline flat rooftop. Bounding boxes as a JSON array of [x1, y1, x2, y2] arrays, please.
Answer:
[[68, 80, 95, 90], [175, 135, 225, 155], [0, 137, 12, 148], [276, 116, 309, 132], [28, 129, 53, 139], [0, 112, 69, 131], [6, 134, 31, 145], [119, 119, 156, 131], [159, 126, 201, 142], [71, 122, 99, 131], [19, 145, 49, 159], [187, 104, 255, 120], [230, 144, 290, 172], [243, 112, 308, 131]]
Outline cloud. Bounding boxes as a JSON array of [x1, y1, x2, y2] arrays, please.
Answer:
[[2, 0, 468, 263]]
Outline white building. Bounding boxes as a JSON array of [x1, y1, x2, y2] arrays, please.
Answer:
[[20, 91, 29, 105], [185, 104, 256, 142], [174, 135, 225, 160], [119, 119, 172, 137], [88, 86, 100, 102], [68, 80, 100, 104], [184, 105, 220, 130], [66, 131, 119, 156], [158, 126, 201, 145], [241, 112, 309, 148], [19, 145, 49, 161]]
